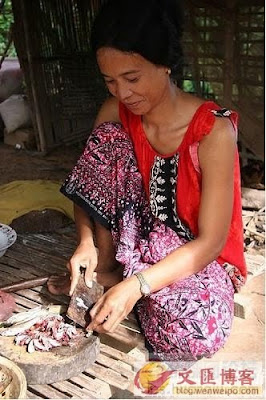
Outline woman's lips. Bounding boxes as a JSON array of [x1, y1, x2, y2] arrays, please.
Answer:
[[125, 101, 142, 108]]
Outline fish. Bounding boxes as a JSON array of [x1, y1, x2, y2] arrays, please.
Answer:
[[0, 316, 41, 336], [13, 315, 81, 352], [3, 305, 66, 326]]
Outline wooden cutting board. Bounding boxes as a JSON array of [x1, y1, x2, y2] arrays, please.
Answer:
[[0, 332, 99, 385]]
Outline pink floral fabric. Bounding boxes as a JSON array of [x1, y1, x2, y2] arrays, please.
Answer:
[[136, 259, 234, 361], [61, 122, 235, 361]]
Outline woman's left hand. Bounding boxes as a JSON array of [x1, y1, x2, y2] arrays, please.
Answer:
[[87, 277, 142, 333]]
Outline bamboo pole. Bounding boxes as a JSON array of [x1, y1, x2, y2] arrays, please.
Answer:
[[20, 0, 47, 153]]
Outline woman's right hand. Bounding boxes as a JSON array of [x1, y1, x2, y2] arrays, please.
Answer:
[[67, 241, 98, 296]]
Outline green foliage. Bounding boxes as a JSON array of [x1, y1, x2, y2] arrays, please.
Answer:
[[0, 0, 17, 57], [182, 79, 215, 100]]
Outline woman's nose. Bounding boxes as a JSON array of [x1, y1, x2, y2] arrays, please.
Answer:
[[115, 83, 132, 101]]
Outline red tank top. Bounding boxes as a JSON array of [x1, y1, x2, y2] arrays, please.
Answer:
[[119, 100, 247, 279]]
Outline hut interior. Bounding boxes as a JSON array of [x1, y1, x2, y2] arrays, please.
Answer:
[[1, 0, 262, 166], [0, 1, 264, 398]]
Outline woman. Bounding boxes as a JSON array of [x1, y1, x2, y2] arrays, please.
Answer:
[[52, 0, 247, 361]]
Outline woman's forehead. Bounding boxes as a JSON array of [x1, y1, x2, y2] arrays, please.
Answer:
[[96, 47, 149, 74]]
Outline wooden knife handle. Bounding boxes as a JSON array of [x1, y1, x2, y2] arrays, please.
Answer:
[[0, 276, 51, 293]]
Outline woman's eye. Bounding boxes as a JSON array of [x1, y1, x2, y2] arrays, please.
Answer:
[[105, 80, 114, 85], [127, 77, 139, 83]]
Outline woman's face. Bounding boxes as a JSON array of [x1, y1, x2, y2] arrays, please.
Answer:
[[97, 47, 171, 115]]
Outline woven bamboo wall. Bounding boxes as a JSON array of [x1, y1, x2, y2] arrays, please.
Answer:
[[11, 0, 264, 158], [12, 0, 106, 152], [183, 0, 264, 159]]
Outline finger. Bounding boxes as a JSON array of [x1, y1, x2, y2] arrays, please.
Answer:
[[69, 261, 82, 296], [89, 315, 109, 333], [87, 301, 107, 331], [96, 311, 121, 333], [84, 262, 97, 288], [89, 299, 104, 321]]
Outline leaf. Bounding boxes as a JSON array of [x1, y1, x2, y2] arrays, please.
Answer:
[[221, 328, 228, 338], [187, 309, 199, 317], [193, 334, 206, 340], [91, 153, 103, 163], [156, 195, 167, 203], [178, 320, 188, 330], [91, 137, 100, 145], [191, 321, 204, 336]]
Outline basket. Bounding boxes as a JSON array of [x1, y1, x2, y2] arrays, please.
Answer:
[[0, 356, 27, 399]]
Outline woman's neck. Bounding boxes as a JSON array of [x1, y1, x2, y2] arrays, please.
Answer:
[[142, 83, 182, 131]]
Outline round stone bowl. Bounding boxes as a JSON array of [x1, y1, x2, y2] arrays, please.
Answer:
[[0, 224, 17, 257]]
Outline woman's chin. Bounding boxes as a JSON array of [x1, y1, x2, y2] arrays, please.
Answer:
[[124, 101, 147, 115]]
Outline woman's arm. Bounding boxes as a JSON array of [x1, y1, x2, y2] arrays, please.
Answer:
[[87, 117, 237, 332], [67, 96, 120, 295], [93, 96, 120, 128], [74, 203, 95, 245], [67, 204, 98, 295]]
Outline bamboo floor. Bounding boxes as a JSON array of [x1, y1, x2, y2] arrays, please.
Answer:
[[0, 225, 147, 399]]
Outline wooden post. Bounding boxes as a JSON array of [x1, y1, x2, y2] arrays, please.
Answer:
[[20, 0, 47, 153], [223, 0, 237, 108], [0, 24, 13, 69], [187, 3, 202, 96]]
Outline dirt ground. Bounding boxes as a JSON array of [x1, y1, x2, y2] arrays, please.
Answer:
[[0, 141, 82, 186]]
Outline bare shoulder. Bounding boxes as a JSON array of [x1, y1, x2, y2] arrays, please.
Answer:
[[203, 115, 237, 148], [180, 92, 236, 143], [93, 96, 120, 128], [199, 115, 237, 166]]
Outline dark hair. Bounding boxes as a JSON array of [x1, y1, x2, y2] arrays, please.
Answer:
[[91, 0, 184, 75]]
